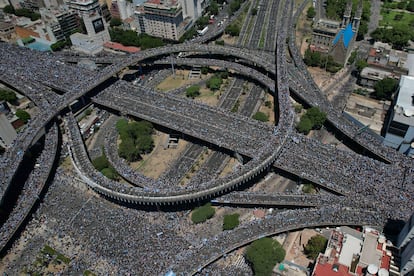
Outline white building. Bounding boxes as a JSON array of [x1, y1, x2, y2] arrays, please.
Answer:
[[397, 212, 414, 275], [134, 0, 192, 41], [383, 75, 414, 157], [67, 0, 110, 53]]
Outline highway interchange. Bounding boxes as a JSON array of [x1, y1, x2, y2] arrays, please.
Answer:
[[0, 0, 413, 274]]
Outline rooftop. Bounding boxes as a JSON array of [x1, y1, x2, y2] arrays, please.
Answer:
[[333, 23, 355, 49], [395, 75, 414, 117], [312, 228, 392, 276]]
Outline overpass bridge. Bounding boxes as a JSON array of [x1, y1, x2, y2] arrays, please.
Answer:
[[92, 81, 275, 157], [211, 192, 336, 207], [171, 207, 385, 274]]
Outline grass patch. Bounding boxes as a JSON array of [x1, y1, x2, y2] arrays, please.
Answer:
[[380, 9, 414, 28], [191, 203, 215, 224], [156, 75, 186, 91]]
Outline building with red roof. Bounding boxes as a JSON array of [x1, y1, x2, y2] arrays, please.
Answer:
[[312, 227, 398, 276]]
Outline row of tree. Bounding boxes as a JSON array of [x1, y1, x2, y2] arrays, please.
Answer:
[[191, 204, 240, 230], [0, 89, 17, 104], [109, 29, 165, 50], [3, 5, 41, 21], [116, 119, 154, 162], [371, 25, 414, 50], [303, 49, 343, 73]]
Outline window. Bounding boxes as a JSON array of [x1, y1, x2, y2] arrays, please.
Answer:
[[388, 121, 409, 137]]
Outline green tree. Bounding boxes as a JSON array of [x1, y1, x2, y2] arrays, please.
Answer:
[[215, 40, 225, 45], [225, 24, 240, 36], [219, 70, 229, 79], [228, 0, 241, 15], [15, 109, 30, 123], [304, 235, 328, 259], [179, 27, 198, 42], [136, 134, 154, 153], [304, 49, 321, 67], [201, 66, 209, 74], [186, 85, 201, 98], [101, 167, 118, 180], [307, 6, 316, 19], [0, 89, 17, 103], [408, 0, 414, 12], [196, 16, 209, 29], [297, 116, 313, 134], [355, 59, 368, 73], [251, 8, 258, 15], [302, 183, 316, 194], [252, 111, 269, 122], [109, 29, 165, 49], [208, 1, 219, 15], [371, 26, 413, 49], [119, 137, 141, 162], [51, 40, 68, 51], [305, 107, 327, 129], [294, 104, 303, 113], [3, 5, 15, 14], [110, 18, 123, 27], [92, 155, 110, 171], [223, 213, 240, 230], [191, 203, 215, 224], [245, 237, 286, 276], [14, 8, 40, 21], [206, 75, 223, 90], [374, 77, 398, 100], [347, 51, 357, 65]]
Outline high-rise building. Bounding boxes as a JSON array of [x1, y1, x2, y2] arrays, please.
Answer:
[[134, 0, 191, 41], [0, 111, 17, 149], [67, 0, 111, 53], [110, 0, 133, 20], [383, 75, 414, 157], [40, 8, 79, 41], [397, 213, 414, 276]]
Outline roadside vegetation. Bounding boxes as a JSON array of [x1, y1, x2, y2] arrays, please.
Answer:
[[245, 237, 286, 276], [191, 203, 216, 224]]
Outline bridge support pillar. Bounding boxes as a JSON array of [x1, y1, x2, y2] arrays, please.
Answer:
[[234, 152, 244, 164]]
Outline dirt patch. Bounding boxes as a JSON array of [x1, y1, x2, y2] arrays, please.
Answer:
[[132, 131, 189, 179], [221, 34, 238, 45], [284, 229, 319, 268], [307, 67, 332, 88], [258, 93, 276, 125], [198, 87, 220, 106], [156, 70, 208, 91]]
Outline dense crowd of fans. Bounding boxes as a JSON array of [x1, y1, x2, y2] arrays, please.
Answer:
[[172, 207, 387, 274], [0, 124, 58, 252], [0, 1, 413, 273], [93, 80, 275, 157]]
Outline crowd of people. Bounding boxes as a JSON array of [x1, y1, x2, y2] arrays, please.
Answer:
[[65, 102, 288, 204], [286, 4, 412, 168], [93, 80, 275, 157], [0, 124, 58, 253], [172, 207, 387, 274], [215, 191, 338, 207], [276, 132, 413, 220], [102, 118, 156, 189]]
